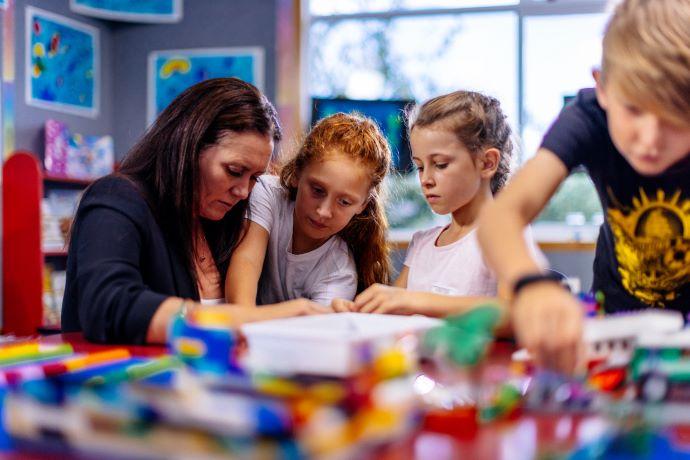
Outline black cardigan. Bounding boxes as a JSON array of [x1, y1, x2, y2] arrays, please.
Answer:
[[61, 175, 198, 344]]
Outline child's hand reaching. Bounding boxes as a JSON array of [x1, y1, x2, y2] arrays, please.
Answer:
[[331, 298, 356, 312], [512, 282, 585, 375], [210, 298, 329, 323], [270, 298, 331, 317], [351, 283, 423, 315]]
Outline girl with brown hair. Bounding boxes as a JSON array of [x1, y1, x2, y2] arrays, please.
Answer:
[[338, 90, 544, 318], [226, 112, 392, 309]]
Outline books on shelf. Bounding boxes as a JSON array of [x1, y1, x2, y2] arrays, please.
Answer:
[[41, 189, 82, 252], [43, 265, 65, 327], [41, 200, 65, 252]]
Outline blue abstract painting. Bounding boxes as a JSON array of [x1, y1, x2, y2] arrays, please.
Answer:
[[147, 48, 264, 125], [26, 7, 99, 117], [70, 0, 182, 23]]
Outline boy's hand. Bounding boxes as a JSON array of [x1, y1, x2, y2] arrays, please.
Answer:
[[512, 282, 585, 375], [331, 298, 356, 312], [353, 283, 421, 315]]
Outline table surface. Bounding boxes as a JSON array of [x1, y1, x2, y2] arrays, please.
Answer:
[[0, 334, 609, 460], [41, 332, 168, 356]]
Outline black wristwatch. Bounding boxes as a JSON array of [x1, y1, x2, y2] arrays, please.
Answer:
[[512, 271, 569, 295]]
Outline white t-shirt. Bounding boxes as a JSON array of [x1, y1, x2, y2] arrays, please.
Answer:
[[403, 226, 547, 296], [248, 175, 358, 307]]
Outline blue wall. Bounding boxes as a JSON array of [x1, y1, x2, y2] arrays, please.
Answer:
[[9, 0, 277, 160], [111, 0, 277, 157], [12, 0, 115, 157]]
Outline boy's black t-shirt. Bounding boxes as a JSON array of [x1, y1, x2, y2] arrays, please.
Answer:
[[541, 88, 690, 314]]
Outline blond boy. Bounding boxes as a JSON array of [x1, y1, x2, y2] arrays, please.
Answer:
[[478, 0, 690, 373]]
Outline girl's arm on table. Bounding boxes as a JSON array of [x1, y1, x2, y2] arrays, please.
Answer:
[[225, 220, 269, 306]]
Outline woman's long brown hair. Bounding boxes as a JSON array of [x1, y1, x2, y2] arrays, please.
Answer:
[[118, 78, 281, 282]]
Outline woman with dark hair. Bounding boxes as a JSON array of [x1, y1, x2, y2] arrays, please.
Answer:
[[62, 78, 324, 344]]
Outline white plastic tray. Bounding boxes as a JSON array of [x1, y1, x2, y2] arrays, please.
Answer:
[[241, 313, 442, 377]]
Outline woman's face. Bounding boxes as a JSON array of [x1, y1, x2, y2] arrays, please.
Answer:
[[198, 131, 273, 221]]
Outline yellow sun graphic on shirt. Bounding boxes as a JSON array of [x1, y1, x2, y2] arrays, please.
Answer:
[[607, 188, 690, 307]]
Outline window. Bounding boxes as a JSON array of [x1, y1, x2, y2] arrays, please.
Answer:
[[310, 0, 518, 16], [309, 12, 518, 123], [536, 171, 603, 232], [307, 0, 608, 236], [523, 13, 608, 161]]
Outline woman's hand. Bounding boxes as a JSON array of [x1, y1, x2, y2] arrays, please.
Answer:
[[512, 282, 585, 375], [352, 283, 423, 315]]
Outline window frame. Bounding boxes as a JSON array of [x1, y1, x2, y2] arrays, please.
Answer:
[[303, 0, 610, 240], [303, 0, 609, 162]]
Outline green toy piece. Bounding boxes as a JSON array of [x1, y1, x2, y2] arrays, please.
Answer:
[[423, 303, 501, 367], [478, 383, 521, 423]]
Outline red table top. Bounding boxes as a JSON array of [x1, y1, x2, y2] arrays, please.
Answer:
[[40, 332, 167, 357]]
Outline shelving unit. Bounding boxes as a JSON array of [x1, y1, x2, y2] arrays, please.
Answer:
[[43, 173, 93, 186], [3, 152, 44, 335], [2, 152, 94, 335], [41, 172, 92, 258]]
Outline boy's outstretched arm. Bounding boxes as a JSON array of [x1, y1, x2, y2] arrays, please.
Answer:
[[477, 149, 584, 374], [225, 219, 269, 306], [478, 149, 567, 281]]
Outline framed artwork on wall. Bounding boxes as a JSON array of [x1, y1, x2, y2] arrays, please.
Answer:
[[25, 6, 99, 118], [147, 47, 264, 125], [70, 0, 182, 23]]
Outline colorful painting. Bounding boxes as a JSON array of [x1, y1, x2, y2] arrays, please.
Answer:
[[26, 7, 99, 118], [0, 0, 6, 10], [70, 0, 182, 23], [147, 47, 264, 125]]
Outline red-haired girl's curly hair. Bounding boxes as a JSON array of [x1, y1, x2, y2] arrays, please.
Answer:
[[280, 113, 392, 291]]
